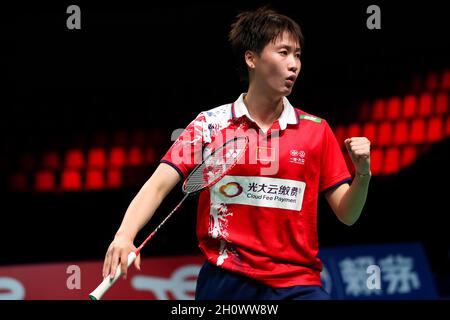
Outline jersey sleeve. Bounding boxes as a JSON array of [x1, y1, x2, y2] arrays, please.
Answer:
[[160, 112, 207, 180], [319, 120, 352, 193]]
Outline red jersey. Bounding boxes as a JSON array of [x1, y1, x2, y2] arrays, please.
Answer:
[[161, 93, 351, 287]]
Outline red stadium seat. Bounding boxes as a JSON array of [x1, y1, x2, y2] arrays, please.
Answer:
[[435, 92, 448, 115], [128, 147, 143, 166], [426, 71, 438, 91], [418, 93, 433, 116], [347, 123, 361, 139], [401, 146, 417, 168], [358, 101, 370, 122], [109, 147, 126, 167], [403, 95, 417, 118], [86, 169, 104, 189], [441, 70, 450, 90], [372, 99, 385, 121], [88, 148, 106, 168], [107, 169, 122, 188], [362, 123, 377, 145], [35, 170, 55, 191], [384, 147, 400, 175], [387, 96, 401, 120], [65, 150, 84, 169], [393, 120, 409, 145], [61, 170, 82, 190], [426, 117, 443, 142], [41, 152, 60, 170], [377, 122, 392, 146], [410, 119, 426, 144], [370, 148, 383, 175]]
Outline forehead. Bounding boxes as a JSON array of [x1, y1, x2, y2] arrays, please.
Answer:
[[269, 31, 301, 50]]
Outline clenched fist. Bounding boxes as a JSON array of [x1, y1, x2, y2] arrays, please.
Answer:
[[344, 137, 371, 175]]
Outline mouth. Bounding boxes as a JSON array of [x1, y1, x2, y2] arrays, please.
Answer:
[[285, 76, 296, 86]]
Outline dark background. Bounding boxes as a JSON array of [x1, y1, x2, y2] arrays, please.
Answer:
[[3, 1, 450, 296]]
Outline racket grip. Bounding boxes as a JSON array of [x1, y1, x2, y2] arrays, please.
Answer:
[[88, 251, 137, 300]]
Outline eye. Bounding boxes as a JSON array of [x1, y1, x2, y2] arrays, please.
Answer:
[[279, 50, 288, 56], [296, 53, 301, 58]]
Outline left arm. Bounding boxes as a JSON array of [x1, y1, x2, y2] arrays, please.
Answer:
[[325, 137, 371, 226]]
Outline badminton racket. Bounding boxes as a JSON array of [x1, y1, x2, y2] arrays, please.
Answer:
[[89, 135, 249, 300]]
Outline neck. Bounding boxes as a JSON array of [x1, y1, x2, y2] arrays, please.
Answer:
[[244, 85, 284, 126]]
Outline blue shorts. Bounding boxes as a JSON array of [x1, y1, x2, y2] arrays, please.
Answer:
[[195, 261, 330, 300]]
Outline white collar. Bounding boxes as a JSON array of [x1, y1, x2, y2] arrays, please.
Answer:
[[232, 93, 298, 130]]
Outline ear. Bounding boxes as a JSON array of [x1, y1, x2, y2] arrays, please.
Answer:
[[244, 50, 257, 69]]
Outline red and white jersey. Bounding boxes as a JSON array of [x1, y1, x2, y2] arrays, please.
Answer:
[[161, 93, 351, 287]]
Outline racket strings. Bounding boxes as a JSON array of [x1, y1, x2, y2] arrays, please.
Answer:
[[183, 136, 248, 194]]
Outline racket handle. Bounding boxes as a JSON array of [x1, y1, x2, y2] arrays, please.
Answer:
[[88, 251, 137, 300]]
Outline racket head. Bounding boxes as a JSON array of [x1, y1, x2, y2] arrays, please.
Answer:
[[182, 135, 249, 194]]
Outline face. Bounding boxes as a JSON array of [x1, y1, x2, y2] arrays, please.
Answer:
[[247, 31, 301, 97]]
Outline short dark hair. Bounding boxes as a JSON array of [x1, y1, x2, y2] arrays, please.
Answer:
[[228, 6, 304, 82]]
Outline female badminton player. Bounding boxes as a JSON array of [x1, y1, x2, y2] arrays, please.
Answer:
[[101, 6, 371, 300]]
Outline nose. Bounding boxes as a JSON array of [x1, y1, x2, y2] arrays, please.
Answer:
[[288, 55, 300, 74], [289, 64, 298, 74]]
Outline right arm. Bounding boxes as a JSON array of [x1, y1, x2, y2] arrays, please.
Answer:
[[102, 163, 181, 279]]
